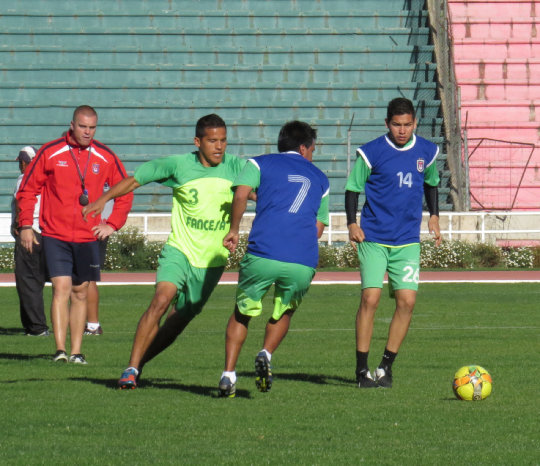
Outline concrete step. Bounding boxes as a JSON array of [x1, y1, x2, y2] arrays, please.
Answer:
[[0, 9, 429, 29], [448, 0, 536, 18], [453, 38, 540, 60], [462, 122, 540, 144], [0, 62, 438, 85], [0, 82, 438, 105], [455, 58, 540, 80], [458, 79, 540, 100], [4, 0, 422, 14], [452, 17, 538, 40], [462, 100, 540, 122], [0, 44, 435, 67]]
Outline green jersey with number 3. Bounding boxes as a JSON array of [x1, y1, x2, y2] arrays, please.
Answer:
[[134, 152, 246, 268]]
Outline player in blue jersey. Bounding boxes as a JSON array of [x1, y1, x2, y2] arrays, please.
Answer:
[[345, 98, 441, 388], [218, 120, 330, 397]]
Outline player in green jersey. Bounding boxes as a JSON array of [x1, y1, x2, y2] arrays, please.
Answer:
[[83, 114, 247, 389]]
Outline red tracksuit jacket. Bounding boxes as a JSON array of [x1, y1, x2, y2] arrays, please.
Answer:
[[17, 134, 133, 242]]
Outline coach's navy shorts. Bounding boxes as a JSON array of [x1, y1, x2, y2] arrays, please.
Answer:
[[42, 236, 100, 285], [98, 237, 109, 269]]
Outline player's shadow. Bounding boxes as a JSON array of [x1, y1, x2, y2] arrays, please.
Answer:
[[0, 352, 52, 361], [0, 327, 27, 336], [0, 377, 50, 385], [73, 377, 253, 399], [238, 371, 354, 387]]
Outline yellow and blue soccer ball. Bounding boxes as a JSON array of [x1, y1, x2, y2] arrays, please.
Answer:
[[452, 365, 492, 401]]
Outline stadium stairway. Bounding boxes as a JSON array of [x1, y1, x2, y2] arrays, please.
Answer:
[[0, 0, 450, 214], [448, 0, 540, 209]]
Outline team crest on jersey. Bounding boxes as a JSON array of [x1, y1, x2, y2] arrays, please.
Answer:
[[417, 159, 424, 172], [92, 163, 100, 174]]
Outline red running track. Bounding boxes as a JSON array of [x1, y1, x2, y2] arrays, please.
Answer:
[[1, 270, 540, 285]]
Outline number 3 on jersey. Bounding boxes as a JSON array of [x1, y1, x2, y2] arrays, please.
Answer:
[[288, 175, 311, 213], [397, 171, 413, 188]]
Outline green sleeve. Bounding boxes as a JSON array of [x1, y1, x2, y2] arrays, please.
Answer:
[[424, 160, 440, 187], [317, 194, 330, 226], [134, 155, 183, 188], [345, 154, 371, 193], [232, 159, 260, 189]]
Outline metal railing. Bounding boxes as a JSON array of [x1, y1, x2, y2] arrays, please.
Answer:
[[2, 211, 540, 245], [324, 211, 540, 245]]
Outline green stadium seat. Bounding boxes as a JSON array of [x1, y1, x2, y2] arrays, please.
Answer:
[[0, 0, 450, 216]]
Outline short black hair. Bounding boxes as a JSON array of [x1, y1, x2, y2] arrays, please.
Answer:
[[73, 105, 97, 121], [277, 120, 317, 152], [386, 97, 415, 121], [195, 113, 226, 138]]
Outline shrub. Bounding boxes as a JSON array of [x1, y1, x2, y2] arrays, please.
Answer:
[[471, 242, 502, 268], [0, 247, 14, 270], [225, 234, 248, 270], [104, 227, 163, 271], [532, 246, 540, 268], [318, 244, 341, 268], [339, 243, 360, 268], [501, 246, 534, 268], [0, 231, 538, 272], [420, 240, 475, 269]]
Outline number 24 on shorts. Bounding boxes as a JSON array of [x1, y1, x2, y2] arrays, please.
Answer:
[[402, 265, 419, 283]]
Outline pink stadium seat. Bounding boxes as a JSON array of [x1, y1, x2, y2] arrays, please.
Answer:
[[453, 39, 540, 60], [449, 1, 535, 18], [462, 101, 540, 122], [448, 0, 539, 209], [452, 18, 536, 39], [463, 123, 539, 142], [455, 58, 540, 81], [458, 81, 540, 101]]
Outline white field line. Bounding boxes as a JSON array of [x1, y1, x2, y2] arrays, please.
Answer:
[[287, 326, 539, 332], [1, 279, 540, 287]]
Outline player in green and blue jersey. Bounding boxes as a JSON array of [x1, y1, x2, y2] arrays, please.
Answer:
[[345, 98, 442, 388], [83, 114, 246, 389], [218, 121, 329, 397]]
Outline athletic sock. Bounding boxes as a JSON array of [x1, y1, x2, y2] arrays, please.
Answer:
[[87, 322, 100, 331], [356, 351, 369, 374], [221, 371, 236, 384], [126, 366, 139, 376], [379, 348, 397, 372], [260, 349, 272, 361]]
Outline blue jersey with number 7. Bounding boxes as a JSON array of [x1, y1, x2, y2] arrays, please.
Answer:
[[232, 151, 329, 268]]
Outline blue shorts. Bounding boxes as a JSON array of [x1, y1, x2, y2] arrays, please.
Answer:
[[98, 237, 109, 269], [42, 236, 100, 285]]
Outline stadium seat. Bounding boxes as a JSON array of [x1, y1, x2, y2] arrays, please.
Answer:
[[0, 0, 448, 214], [449, 0, 540, 209]]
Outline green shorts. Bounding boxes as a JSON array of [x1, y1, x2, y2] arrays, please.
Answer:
[[156, 244, 224, 320], [236, 254, 316, 321], [357, 242, 420, 293]]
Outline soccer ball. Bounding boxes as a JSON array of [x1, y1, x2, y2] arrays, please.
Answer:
[[452, 365, 492, 401]]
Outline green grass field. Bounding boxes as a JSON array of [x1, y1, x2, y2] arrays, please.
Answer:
[[0, 283, 538, 465]]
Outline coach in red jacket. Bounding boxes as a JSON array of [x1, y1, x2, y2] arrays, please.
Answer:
[[17, 105, 133, 364]]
